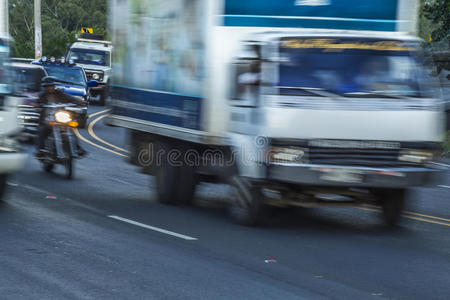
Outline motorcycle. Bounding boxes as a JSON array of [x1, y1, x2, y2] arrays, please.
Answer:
[[37, 103, 85, 179]]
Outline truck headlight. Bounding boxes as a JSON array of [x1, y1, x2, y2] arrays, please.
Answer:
[[55, 111, 72, 123], [92, 73, 100, 80], [398, 149, 434, 164], [269, 147, 308, 163]]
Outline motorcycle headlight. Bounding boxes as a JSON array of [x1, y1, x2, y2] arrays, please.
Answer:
[[55, 111, 72, 123]]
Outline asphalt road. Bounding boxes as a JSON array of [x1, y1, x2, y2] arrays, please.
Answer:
[[1, 106, 450, 299]]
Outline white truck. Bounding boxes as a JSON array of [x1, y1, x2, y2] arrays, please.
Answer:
[[66, 33, 113, 105], [0, 33, 27, 200], [108, 0, 445, 226]]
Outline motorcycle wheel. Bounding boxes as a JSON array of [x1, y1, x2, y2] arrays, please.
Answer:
[[62, 135, 74, 180], [63, 158, 73, 179], [42, 162, 54, 173]]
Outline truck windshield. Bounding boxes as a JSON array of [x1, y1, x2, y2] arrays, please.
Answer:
[[0, 41, 11, 95], [277, 38, 425, 98], [43, 66, 86, 86], [68, 49, 110, 66]]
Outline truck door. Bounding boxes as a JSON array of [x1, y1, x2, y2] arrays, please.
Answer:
[[228, 43, 262, 135]]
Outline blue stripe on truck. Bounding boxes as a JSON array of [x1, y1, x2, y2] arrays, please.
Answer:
[[111, 85, 203, 131], [223, 16, 397, 31], [223, 0, 399, 31]]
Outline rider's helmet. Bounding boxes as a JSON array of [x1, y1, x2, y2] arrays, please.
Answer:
[[41, 76, 58, 87]]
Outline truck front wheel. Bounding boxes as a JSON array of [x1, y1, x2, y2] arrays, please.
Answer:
[[374, 189, 406, 226], [0, 174, 8, 201], [228, 176, 267, 226]]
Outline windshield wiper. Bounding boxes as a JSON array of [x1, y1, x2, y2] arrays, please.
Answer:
[[276, 86, 340, 97]]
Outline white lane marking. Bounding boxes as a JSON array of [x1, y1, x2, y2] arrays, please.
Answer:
[[108, 177, 137, 186], [108, 215, 198, 241], [438, 185, 450, 189], [6, 181, 19, 187]]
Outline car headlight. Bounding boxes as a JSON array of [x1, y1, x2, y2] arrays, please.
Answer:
[[55, 111, 72, 123], [92, 73, 100, 80], [0, 137, 20, 152], [269, 147, 308, 163], [398, 149, 434, 164]]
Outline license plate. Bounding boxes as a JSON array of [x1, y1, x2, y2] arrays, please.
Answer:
[[320, 169, 364, 183]]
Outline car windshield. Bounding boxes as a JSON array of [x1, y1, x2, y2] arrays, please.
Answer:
[[0, 40, 11, 95], [277, 38, 426, 98], [68, 49, 110, 66], [43, 65, 86, 86]]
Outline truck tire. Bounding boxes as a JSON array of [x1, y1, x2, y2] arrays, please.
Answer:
[[0, 174, 7, 201], [99, 84, 109, 106], [177, 164, 197, 205], [228, 176, 267, 226], [155, 141, 197, 205], [374, 189, 406, 226]]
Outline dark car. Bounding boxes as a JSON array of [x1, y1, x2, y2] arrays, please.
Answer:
[[32, 58, 99, 128]]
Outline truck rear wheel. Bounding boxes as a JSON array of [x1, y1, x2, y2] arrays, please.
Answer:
[[154, 141, 196, 205], [375, 189, 405, 226], [228, 176, 267, 226]]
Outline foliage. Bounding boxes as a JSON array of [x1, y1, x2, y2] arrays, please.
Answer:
[[9, 0, 107, 58], [444, 131, 450, 157], [420, 0, 450, 75], [423, 0, 450, 43]]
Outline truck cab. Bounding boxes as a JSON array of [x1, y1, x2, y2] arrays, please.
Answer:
[[66, 33, 112, 105], [0, 34, 27, 199], [227, 31, 445, 225]]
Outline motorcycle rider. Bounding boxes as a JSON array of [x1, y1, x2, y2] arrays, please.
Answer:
[[35, 76, 87, 157]]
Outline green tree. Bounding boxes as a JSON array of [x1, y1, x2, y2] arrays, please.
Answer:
[[421, 0, 450, 75], [9, 0, 107, 58], [423, 0, 450, 43]]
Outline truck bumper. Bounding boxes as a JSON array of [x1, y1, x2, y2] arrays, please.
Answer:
[[0, 152, 27, 174], [267, 162, 440, 188], [90, 83, 106, 91]]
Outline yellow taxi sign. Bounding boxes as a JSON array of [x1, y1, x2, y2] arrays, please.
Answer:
[[81, 27, 93, 34]]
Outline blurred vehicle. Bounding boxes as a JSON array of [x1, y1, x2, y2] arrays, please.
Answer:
[[32, 57, 99, 128], [108, 0, 445, 226], [0, 34, 27, 200], [66, 33, 113, 105], [36, 103, 85, 179], [8, 63, 48, 142]]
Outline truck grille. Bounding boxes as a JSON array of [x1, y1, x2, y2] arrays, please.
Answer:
[[308, 147, 416, 167], [271, 139, 427, 167]]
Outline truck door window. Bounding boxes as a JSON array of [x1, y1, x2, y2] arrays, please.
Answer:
[[231, 44, 261, 102]]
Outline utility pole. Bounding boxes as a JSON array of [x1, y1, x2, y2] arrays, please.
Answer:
[[0, 0, 8, 34], [34, 0, 42, 59]]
